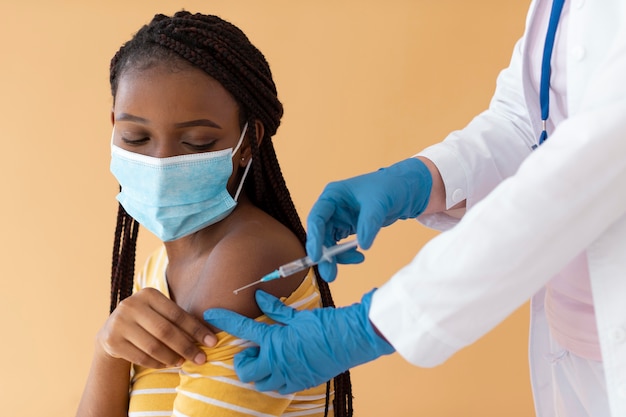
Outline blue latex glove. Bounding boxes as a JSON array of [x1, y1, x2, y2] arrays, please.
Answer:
[[203, 289, 394, 394], [307, 157, 432, 281]]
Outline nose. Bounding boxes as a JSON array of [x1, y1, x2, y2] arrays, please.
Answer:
[[151, 142, 180, 158]]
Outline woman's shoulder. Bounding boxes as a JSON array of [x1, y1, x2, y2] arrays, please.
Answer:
[[189, 206, 309, 323]]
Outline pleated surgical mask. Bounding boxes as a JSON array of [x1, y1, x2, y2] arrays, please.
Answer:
[[110, 123, 250, 241]]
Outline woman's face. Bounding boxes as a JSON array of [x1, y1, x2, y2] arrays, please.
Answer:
[[112, 64, 244, 159], [112, 63, 248, 195]]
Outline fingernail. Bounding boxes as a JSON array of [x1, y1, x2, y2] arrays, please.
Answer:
[[203, 334, 217, 347], [194, 352, 206, 365], [176, 358, 184, 367]]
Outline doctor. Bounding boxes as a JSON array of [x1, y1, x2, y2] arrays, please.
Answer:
[[204, 1, 626, 415]]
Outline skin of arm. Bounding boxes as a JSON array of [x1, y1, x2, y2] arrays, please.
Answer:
[[76, 340, 131, 417], [173, 201, 310, 329], [416, 156, 450, 215]]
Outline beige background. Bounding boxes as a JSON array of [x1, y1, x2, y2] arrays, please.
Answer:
[[1, 1, 535, 415]]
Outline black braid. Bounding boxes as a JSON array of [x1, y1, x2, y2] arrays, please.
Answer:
[[109, 11, 352, 416], [110, 203, 139, 314]]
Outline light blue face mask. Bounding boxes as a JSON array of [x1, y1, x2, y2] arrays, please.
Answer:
[[110, 123, 251, 242]]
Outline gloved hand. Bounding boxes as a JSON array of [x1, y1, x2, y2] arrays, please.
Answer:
[[307, 157, 432, 281], [203, 289, 394, 394]]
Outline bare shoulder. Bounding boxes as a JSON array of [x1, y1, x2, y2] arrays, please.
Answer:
[[188, 206, 308, 325]]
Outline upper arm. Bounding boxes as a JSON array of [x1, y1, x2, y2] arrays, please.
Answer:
[[187, 223, 308, 324]]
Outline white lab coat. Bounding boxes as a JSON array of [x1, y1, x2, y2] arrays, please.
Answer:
[[368, 1, 626, 416]]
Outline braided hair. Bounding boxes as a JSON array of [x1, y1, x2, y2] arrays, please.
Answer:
[[108, 11, 352, 416]]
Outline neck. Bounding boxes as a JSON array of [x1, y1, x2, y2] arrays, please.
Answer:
[[163, 195, 252, 263]]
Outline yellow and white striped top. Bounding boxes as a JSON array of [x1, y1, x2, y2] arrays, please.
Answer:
[[129, 246, 333, 417]]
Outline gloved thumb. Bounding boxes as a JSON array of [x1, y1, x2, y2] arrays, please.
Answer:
[[255, 291, 298, 324]]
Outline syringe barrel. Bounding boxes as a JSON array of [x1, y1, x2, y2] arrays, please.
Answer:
[[278, 256, 315, 277], [320, 239, 359, 261]]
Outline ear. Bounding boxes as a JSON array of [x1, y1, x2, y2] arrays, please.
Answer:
[[239, 120, 265, 167], [110, 110, 115, 126]]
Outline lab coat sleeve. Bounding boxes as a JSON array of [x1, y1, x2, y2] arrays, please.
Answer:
[[417, 36, 535, 231], [369, 12, 626, 367]]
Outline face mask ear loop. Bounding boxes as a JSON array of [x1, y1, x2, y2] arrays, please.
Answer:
[[232, 122, 249, 156], [234, 158, 252, 202], [232, 122, 251, 202]]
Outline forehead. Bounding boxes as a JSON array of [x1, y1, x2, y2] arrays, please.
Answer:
[[114, 64, 240, 124]]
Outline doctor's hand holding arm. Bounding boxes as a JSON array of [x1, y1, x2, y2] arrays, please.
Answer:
[[204, 289, 394, 394]]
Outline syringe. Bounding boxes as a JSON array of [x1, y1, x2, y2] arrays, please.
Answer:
[[233, 239, 359, 294]]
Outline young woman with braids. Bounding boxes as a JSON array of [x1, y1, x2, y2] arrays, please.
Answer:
[[76, 11, 352, 417]]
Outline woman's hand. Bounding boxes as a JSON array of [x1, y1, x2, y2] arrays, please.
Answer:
[[97, 287, 217, 368]]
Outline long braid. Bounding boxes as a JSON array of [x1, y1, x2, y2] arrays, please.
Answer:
[[110, 204, 139, 313], [109, 11, 352, 415]]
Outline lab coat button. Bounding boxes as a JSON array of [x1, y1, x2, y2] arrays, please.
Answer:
[[574, 0, 584, 9], [451, 189, 465, 204], [572, 46, 586, 61], [610, 327, 626, 343]]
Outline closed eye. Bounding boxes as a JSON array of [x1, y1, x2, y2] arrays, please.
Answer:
[[183, 140, 217, 152], [121, 136, 149, 146]]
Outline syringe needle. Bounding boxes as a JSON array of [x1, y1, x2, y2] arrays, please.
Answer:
[[233, 270, 282, 295], [233, 279, 264, 295], [233, 239, 359, 295]]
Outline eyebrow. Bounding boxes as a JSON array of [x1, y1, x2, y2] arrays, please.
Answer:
[[115, 113, 222, 129], [115, 113, 149, 124], [174, 119, 222, 129]]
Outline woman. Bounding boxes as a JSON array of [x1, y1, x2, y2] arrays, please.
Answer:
[[76, 11, 352, 417]]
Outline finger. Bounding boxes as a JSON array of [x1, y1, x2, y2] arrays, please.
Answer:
[[236, 349, 287, 393], [356, 206, 385, 250], [306, 198, 338, 261], [203, 308, 269, 344], [334, 249, 365, 265], [114, 324, 185, 368], [317, 261, 338, 282], [233, 347, 274, 385], [129, 314, 206, 365], [112, 292, 207, 365], [254, 290, 298, 324], [109, 340, 169, 369], [278, 381, 303, 395], [147, 289, 217, 347], [256, 376, 286, 394]]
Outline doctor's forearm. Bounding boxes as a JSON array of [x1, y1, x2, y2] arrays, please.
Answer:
[[416, 156, 464, 215]]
